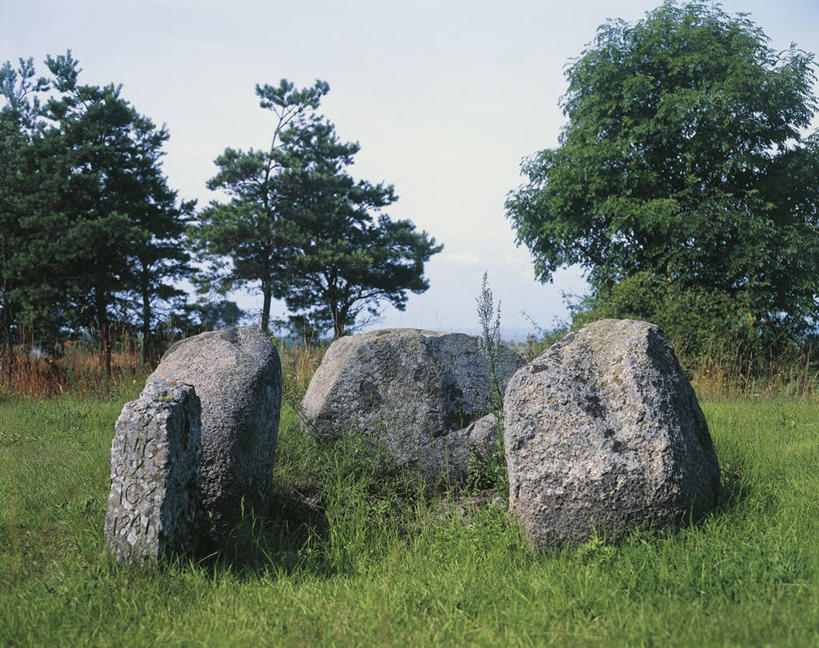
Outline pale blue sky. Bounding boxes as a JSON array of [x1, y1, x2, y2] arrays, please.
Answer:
[[3, 1, 818, 337]]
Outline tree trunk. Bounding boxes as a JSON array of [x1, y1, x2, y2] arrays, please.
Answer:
[[332, 302, 345, 340], [261, 281, 272, 334], [141, 286, 152, 367], [95, 289, 112, 376]]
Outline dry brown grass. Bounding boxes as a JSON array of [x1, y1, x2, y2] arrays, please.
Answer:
[[0, 339, 327, 400], [687, 351, 818, 401], [278, 342, 326, 402], [0, 347, 150, 398], [2, 332, 814, 403]]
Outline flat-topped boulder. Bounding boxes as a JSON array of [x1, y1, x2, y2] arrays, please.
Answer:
[[302, 328, 524, 482], [504, 319, 720, 548], [149, 327, 282, 526]]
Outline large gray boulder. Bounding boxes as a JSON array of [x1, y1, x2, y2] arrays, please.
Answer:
[[104, 379, 203, 563], [149, 327, 282, 525], [504, 319, 720, 548], [302, 328, 524, 482]]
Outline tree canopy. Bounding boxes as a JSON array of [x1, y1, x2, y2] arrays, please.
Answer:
[[191, 79, 441, 337], [190, 80, 333, 333], [506, 0, 819, 341], [0, 53, 192, 370], [2, 58, 442, 372]]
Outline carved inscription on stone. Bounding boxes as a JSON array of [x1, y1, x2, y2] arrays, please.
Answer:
[[104, 379, 203, 564]]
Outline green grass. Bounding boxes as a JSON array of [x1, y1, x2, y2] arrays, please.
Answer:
[[1, 393, 817, 647]]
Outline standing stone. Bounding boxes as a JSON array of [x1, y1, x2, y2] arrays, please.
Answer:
[[302, 328, 524, 482], [148, 327, 282, 525], [104, 379, 203, 563], [504, 319, 720, 548]]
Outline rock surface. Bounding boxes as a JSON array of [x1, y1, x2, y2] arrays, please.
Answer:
[[104, 379, 203, 563], [302, 328, 524, 482], [503, 319, 720, 548], [149, 327, 282, 524], [416, 413, 502, 484]]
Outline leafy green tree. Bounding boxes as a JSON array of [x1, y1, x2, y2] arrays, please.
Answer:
[[41, 53, 159, 371], [0, 110, 19, 377], [567, 270, 760, 360], [506, 1, 819, 341], [193, 79, 442, 337], [7, 119, 88, 353]]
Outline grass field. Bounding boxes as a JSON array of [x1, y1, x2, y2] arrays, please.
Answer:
[[1, 389, 817, 646]]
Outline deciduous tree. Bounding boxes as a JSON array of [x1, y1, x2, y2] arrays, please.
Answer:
[[506, 1, 819, 341]]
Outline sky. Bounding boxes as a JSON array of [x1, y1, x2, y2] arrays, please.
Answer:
[[3, 0, 819, 339]]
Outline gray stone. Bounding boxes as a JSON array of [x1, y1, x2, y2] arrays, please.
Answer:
[[104, 379, 203, 563], [419, 413, 502, 484], [149, 327, 282, 524], [503, 319, 720, 548], [302, 328, 524, 482]]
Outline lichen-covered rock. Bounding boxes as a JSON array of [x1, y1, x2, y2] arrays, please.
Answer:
[[504, 319, 720, 548], [148, 327, 282, 525], [302, 328, 524, 482], [104, 379, 203, 563]]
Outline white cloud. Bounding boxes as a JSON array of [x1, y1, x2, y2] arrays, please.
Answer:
[[440, 252, 482, 266]]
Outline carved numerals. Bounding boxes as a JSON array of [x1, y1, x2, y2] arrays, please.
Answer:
[[117, 480, 158, 506], [110, 512, 152, 537]]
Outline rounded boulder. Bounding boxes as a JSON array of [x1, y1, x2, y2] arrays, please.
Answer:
[[149, 326, 282, 525], [504, 319, 720, 547], [302, 328, 524, 482]]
